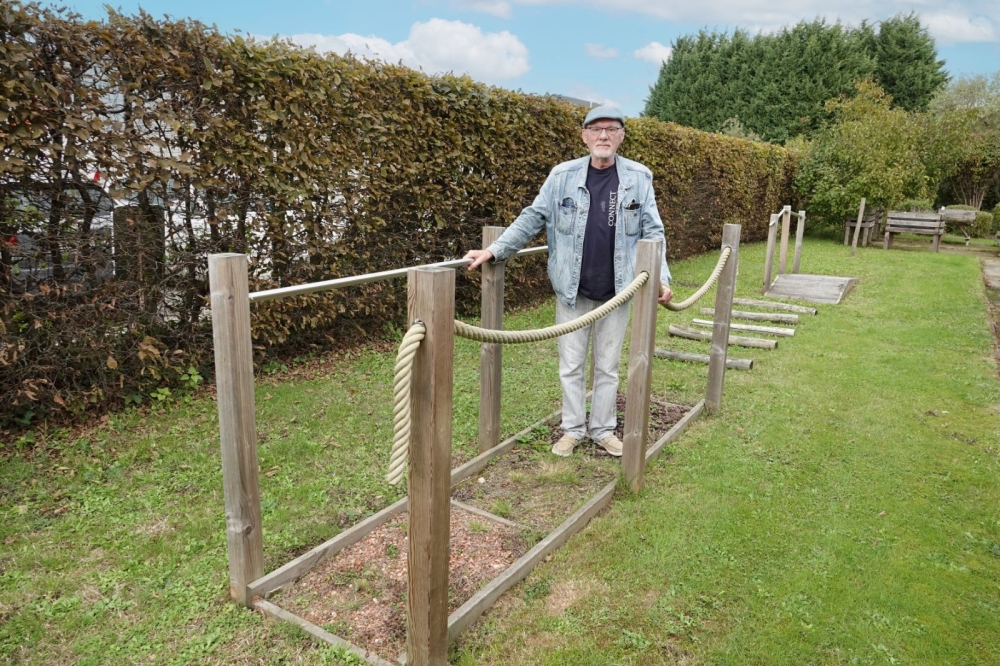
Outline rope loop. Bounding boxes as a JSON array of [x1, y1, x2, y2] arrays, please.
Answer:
[[664, 246, 732, 311], [386, 321, 426, 486], [455, 271, 649, 344]]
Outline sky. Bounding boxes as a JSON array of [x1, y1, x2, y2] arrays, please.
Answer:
[[63, 0, 1000, 117]]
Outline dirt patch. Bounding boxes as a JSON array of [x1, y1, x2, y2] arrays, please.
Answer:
[[273, 396, 689, 659], [453, 395, 689, 534], [275, 508, 528, 661], [545, 577, 594, 616]]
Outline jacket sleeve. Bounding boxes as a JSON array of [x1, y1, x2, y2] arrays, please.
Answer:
[[638, 175, 672, 286], [486, 172, 553, 261]]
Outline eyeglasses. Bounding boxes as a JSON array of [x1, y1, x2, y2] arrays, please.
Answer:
[[584, 126, 624, 137]]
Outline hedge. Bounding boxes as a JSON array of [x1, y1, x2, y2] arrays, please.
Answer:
[[0, 5, 797, 432]]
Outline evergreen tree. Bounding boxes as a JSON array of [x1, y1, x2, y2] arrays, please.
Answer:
[[643, 15, 945, 142], [866, 13, 948, 112]]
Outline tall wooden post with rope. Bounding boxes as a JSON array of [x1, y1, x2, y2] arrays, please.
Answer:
[[406, 267, 454, 666], [478, 226, 505, 453], [706, 224, 741, 412], [622, 239, 662, 492]]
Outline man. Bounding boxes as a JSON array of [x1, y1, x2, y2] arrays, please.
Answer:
[[464, 105, 672, 458]]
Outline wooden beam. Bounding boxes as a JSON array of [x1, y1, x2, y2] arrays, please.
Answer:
[[706, 224, 740, 413], [209, 253, 264, 607], [669, 324, 777, 350], [450, 499, 522, 529], [778, 206, 791, 275], [792, 210, 805, 273], [732, 298, 817, 315], [646, 400, 705, 464], [251, 402, 573, 599], [451, 402, 567, 486], [691, 318, 794, 337], [622, 240, 661, 492], [851, 197, 866, 257], [654, 348, 753, 370], [478, 226, 505, 453], [255, 600, 396, 666], [406, 267, 454, 666], [700, 308, 799, 325], [248, 498, 408, 598], [763, 213, 778, 292], [444, 479, 617, 645]]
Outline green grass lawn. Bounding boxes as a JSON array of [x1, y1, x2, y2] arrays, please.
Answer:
[[2, 238, 999, 665]]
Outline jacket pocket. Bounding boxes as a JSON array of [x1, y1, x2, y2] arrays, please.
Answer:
[[623, 205, 641, 236], [556, 197, 577, 234]]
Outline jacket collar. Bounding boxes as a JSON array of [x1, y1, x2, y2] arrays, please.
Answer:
[[572, 155, 635, 191]]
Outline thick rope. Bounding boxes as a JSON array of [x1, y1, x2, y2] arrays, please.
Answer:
[[386, 322, 426, 485], [455, 271, 649, 344], [387, 270, 649, 485], [664, 246, 732, 311]]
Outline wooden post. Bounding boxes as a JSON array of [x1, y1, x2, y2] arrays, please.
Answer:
[[851, 197, 866, 257], [792, 210, 805, 273], [209, 253, 264, 607], [706, 224, 741, 413], [406, 267, 454, 666], [778, 206, 791, 275], [762, 213, 778, 292], [622, 239, 662, 492], [478, 226, 504, 453]]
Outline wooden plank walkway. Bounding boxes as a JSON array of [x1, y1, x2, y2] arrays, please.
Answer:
[[765, 273, 858, 305]]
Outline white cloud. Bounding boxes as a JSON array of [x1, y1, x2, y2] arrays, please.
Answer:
[[586, 43, 619, 58], [287, 19, 530, 82], [453, 0, 512, 18], [633, 41, 673, 64], [923, 13, 999, 44], [507, 1, 1000, 43]]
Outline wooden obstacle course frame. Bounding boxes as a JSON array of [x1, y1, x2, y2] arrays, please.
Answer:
[[763, 206, 805, 291], [210, 226, 740, 664]]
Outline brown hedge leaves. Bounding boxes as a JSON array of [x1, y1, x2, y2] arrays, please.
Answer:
[[0, 6, 795, 432]]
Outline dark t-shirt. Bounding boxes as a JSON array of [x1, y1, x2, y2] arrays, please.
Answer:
[[578, 161, 620, 302]]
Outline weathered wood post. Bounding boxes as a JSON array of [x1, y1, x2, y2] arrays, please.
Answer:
[[706, 224, 741, 413], [762, 213, 778, 293], [623, 239, 662, 492], [478, 226, 505, 453], [851, 197, 866, 257], [406, 267, 455, 666], [209, 253, 264, 607], [792, 210, 805, 274], [778, 206, 791, 275]]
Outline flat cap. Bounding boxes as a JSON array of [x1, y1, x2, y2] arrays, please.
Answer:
[[583, 104, 625, 127]]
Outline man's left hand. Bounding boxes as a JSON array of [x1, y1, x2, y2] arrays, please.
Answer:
[[657, 284, 673, 307]]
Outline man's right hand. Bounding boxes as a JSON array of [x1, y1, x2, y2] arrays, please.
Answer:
[[463, 249, 494, 271]]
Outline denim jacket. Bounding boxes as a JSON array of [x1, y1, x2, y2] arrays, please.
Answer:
[[487, 155, 672, 308]]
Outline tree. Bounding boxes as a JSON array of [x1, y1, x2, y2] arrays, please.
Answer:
[[644, 15, 947, 142], [796, 81, 927, 222], [927, 74, 1000, 209], [864, 14, 948, 112]]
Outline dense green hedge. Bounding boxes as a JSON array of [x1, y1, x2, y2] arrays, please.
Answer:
[[0, 5, 797, 432]]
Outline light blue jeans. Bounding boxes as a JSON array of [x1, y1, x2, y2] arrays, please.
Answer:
[[556, 294, 631, 442]]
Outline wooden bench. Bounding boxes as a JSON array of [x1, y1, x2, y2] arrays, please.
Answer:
[[940, 208, 977, 245], [844, 208, 883, 247], [883, 211, 946, 252]]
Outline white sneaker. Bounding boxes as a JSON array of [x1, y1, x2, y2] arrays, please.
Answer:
[[597, 434, 623, 457], [551, 434, 578, 457]]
